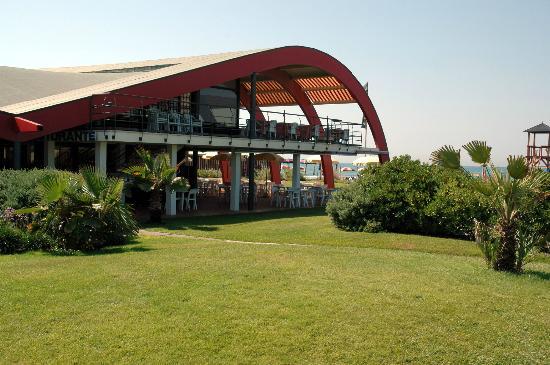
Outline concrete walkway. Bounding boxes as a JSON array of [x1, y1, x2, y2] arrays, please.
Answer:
[[139, 229, 310, 247]]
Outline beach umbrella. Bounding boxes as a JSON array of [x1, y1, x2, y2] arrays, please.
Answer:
[[208, 153, 231, 161], [255, 153, 284, 162], [352, 155, 379, 166], [254, 153, 283, 184]]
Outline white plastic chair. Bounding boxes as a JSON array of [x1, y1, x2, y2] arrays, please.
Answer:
[[169, 112, 182, 133], [302, 189, 315, 208], [268, 120, 277, 139], [290, 123, 298, 140], [318, 185, 329, 206], [312, 124, 321, 141], [185, 188, 198, 211], [271, 185, 282, 207]]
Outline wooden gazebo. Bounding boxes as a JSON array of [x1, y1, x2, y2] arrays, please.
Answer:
[[525, 122, 550, 169]]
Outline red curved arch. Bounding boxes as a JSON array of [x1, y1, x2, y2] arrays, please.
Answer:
[[262, 69, 335, 188], [8, 46, 389, 163], [238, 85, 282, 185], [218, 86, 282, 186]]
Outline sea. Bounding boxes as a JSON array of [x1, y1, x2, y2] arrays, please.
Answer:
[[281, 162, 507, 179]]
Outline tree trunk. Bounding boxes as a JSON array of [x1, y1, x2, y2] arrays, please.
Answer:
[[493, 220, 518, 272], [149, 189, 163, 223]]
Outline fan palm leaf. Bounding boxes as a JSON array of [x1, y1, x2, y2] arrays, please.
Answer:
[[463, 141, 491, 165], [430, 145, 461, 169], [506, 155, 528, 180]]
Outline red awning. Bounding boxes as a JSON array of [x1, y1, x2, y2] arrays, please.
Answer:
[[14, 117, 43, 132]]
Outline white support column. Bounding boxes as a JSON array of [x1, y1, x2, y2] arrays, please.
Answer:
[[95, 141, 107, 175], [292, 153, 301, 190], [230, 152, 241, 212], [165, 144, 178, 216], [292, 153, 301, 208], [44, 140, 56, 168]]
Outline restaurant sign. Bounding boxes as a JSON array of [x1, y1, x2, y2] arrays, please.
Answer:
[[45, 131, 96, 143]]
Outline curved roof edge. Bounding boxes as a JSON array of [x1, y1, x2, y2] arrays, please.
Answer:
[[0, 46, 389, 159]]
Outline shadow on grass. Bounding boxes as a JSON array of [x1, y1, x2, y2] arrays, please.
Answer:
[[49, 238, 153, 256], [88, 245, 153, 256], [524, 270, 550, 281], [145, 208, 327, 232]]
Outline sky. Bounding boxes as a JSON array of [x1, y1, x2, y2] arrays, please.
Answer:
[[2, 0, 549, 165]]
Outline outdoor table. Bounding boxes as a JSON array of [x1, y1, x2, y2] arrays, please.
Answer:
[[218, 184, 230, 204], [276, 123, 298, 140], [297, 125, 312, 141]]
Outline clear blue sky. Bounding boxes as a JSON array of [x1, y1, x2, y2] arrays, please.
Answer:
[[2, 0, 549, 164]]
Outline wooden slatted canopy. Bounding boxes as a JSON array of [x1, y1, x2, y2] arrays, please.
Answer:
[[242, 76, 354, 106]]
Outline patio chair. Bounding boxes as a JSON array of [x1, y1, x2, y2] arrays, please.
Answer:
[[267, 120, 277, 139], [154, 110, 169, 132], [185, 188, 198, 211], [341, 129, 350, 144], [284, 188, 300, 208], [289, 123, 298, 140], [176, 190, 185, 212], [169, 112, 182, 133], [318, 185, 329, 205], [302, 189, 315, 208], [182, 114, 193, 134], [312, 124, 321, 141], [271, 185, 282, 207]]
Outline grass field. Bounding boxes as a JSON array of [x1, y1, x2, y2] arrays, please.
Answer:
[[1, 210, 549, 364], [148, 209, 550, 263]]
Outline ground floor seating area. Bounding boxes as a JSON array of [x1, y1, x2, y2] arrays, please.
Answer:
[[173, 178, 336, 215]]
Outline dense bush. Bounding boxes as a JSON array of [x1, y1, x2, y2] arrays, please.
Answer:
[[30, 168, 139, 251], [0, 169, 70, 210], [327, 156, 491, 238], [198, 169, 221, 178], [516, 178, 550, 253], [282, 168, 305, 181], [0, 221, 53, 254], [424, 168, 492, 237]]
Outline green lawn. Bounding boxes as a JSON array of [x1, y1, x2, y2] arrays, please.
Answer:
[[1, 211, 549, 363], [148, 209, 543, 260]]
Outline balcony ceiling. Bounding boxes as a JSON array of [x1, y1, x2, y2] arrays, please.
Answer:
[[241, 66, 355, 106]]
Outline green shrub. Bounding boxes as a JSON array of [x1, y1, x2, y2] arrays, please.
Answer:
[[327, 156, 490, 238], [255, 167, 271, 182], [0, 222, 53, 254], [0, 222, 29, 254], [198, 169, 221, 178], [28, 168, 138, 251], [424, 168, 491, 237], [0, 169, 70, 210], [282, 168, 305, 182]]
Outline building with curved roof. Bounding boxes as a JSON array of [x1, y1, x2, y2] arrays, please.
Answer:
[[0, 46, 389, 213]]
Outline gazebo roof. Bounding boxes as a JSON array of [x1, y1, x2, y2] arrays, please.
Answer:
[[524, 122, 550, 134]]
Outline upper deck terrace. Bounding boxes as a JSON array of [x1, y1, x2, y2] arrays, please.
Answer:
[[84, 93, 381, 156]]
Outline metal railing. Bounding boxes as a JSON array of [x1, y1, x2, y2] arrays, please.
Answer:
[[88, 93, 364, 146]]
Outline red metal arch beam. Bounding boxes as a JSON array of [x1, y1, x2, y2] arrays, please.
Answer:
[[217, 86, 282, 185], [8, 46, 389, 163], [238, 84, 282, 185], [262, 69, 335, 188]]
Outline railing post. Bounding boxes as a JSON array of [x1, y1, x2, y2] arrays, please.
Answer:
[[248, 72, 257, 211]]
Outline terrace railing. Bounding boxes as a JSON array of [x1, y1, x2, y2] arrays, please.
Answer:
[[88, 93, 364, 146]]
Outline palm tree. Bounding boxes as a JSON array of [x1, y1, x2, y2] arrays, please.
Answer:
[[20, 168, 138, 250], [431, 141, 549, 272], [123, 148, 189, 223]]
